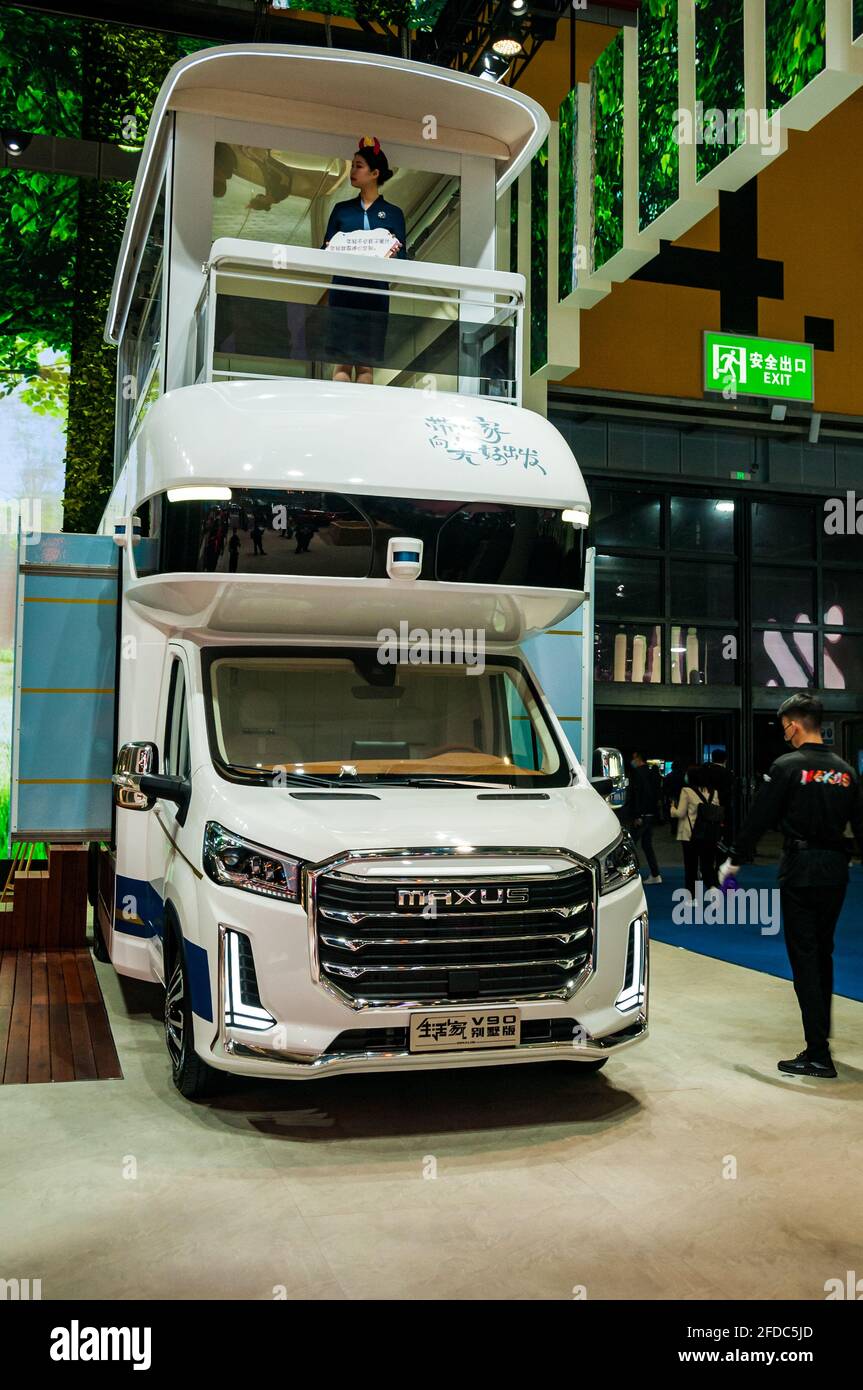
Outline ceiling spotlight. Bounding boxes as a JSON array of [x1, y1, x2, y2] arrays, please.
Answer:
[[492, 30, 524, 57], [480, 50, 511, 81], [1, 129, 32, 156], [509, 0, 529, 13]]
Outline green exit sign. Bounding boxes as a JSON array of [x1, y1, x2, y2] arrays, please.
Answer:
[[703, 332, 814, 403]]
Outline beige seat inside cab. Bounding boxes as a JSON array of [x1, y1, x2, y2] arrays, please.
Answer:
[[223, 686, 303, 768]]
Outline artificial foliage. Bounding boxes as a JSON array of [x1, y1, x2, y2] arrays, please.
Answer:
[[855, 0, 863, 41], [273, 0, 447, 25], [62, 23, 210, 532], [638, 0, 679, 231], [0, 7, 209, 529], [62, 178, 131, 533], [592, 31, 624, 271], [695, 0, 745, 181], [509, 179, 519, 275], [765, 0, 826, 114], [530, 139, 548, 376], [0, 6, 82, 137], [558, 89, 577, 301], [0, 169, 77, 412]]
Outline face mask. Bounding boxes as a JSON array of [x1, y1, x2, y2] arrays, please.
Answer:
[[783, 725, 796, 747]]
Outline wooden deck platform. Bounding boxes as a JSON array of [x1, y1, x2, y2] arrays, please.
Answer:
[[0, 949, 123, 1085]]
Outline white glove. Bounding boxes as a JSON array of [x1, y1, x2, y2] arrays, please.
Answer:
[[718, 858, 740, 887]]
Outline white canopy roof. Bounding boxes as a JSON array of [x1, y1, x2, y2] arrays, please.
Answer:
[[105, 44, 548, 345], [126, 378, 590, 513]]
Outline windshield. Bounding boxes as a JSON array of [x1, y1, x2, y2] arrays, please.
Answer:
[[204, 649, 570, 787]]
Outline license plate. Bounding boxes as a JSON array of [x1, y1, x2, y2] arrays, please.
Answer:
[[409, 1009, 521, 1052]]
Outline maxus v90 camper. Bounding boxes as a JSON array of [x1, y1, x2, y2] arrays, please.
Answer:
[[11, 46, 648, 1096]]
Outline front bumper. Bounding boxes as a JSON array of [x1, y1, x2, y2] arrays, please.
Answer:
[[221, 1014, 648, 1080]]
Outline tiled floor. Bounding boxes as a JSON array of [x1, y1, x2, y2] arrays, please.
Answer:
[[1, 942, 861, 1300]]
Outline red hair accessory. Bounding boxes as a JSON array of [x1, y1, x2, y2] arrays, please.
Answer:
[[358, 135, 381, 155]]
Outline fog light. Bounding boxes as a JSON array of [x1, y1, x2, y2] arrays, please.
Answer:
[[223, 929, 276, 1032], [616, 913, 647, 1013]]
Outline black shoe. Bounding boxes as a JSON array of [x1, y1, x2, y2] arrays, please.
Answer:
[[777, 1050, 837, 1078]]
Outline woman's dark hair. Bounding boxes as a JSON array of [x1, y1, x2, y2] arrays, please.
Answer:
[[356, 137, 393, 186], [691, 762, 718, 794]]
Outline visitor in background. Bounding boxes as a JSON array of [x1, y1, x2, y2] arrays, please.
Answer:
[[710, 747, 735, 847], [671, 763, 722, 898], [624, 751, 662, 884], [663, 758, 685, 826]]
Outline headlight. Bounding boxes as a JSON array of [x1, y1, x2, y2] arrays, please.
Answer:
[[203, 822, 302, 902], [596, 831, 639, 896]]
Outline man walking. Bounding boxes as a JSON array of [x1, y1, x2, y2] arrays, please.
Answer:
[[624, 751, 662, 885], [710, 747, 734, 876], [719, 694, 863, 1078]]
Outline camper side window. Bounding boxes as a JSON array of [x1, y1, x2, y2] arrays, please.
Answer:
[[164, 658, 191, 782]]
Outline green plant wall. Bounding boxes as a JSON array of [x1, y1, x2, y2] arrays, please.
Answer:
[[558, 88, 577, 301], [695, 0, 745, 182], [766, 0, 826, 115], [638, 0, 679, 231], [62, 23, 210, 531], [855, 0, 863, 40], [273, 0, 446, 24], [0, 6, 82, 136], [509, 180, 519, 276], [530, 139, 548, 375], [0, 170, 77, 412], [592, 31, 624, 271]]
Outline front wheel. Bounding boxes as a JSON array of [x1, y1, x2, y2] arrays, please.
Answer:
[[165, 949, 220, 1099]]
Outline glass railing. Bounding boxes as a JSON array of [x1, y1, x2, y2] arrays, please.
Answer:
[[193, 242, 523, 402]]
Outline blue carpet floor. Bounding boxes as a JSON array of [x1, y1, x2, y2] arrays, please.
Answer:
[[644, 865, 863, 1004]]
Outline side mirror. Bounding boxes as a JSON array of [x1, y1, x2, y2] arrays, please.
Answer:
[[591, 776, 614, 801], [113, 742, 160, 811], [113, 743, 191, 824]]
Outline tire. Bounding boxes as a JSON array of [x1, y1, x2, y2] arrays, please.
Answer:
[[164, 943, 221, 1099], [88, 843, 111, 963], [87, 841, 100, 908], [91, 910, 111, 964]]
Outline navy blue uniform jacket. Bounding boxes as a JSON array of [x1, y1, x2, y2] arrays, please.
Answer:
[[323, 194, 407, 299]]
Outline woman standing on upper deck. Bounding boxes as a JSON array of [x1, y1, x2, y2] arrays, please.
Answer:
[[322, 137, 407, 385]]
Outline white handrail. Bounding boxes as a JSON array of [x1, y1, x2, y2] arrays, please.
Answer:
[[206, 236, 525, 303]]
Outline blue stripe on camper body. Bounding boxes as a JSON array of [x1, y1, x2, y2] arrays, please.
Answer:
[[113, 877, 213, 1021], [114, 875, 166, 939], [184, 940, 214, 1023]]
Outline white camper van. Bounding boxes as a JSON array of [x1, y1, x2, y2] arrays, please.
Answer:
[[13, 46, 648, 1097]]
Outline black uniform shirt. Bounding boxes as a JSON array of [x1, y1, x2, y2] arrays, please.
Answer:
[[731, 745, 863, 887], [624, 764, 659, 821]]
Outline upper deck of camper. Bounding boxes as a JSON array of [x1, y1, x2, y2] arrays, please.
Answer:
[[106, 44, 549, 476]]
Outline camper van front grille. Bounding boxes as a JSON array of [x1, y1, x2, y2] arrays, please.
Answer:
[[311, 856, 594, 1007]]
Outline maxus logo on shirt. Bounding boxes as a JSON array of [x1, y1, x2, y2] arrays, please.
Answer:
[[801, 769, 851, 787], [50, 1321, 151, 1371]]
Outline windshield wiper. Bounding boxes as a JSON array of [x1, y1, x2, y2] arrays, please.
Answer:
[[227, 765, 338, 788], [354, 776, 516, 789]]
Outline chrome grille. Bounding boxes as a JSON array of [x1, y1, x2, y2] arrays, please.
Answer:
[[312, 856, 594, 1007]]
